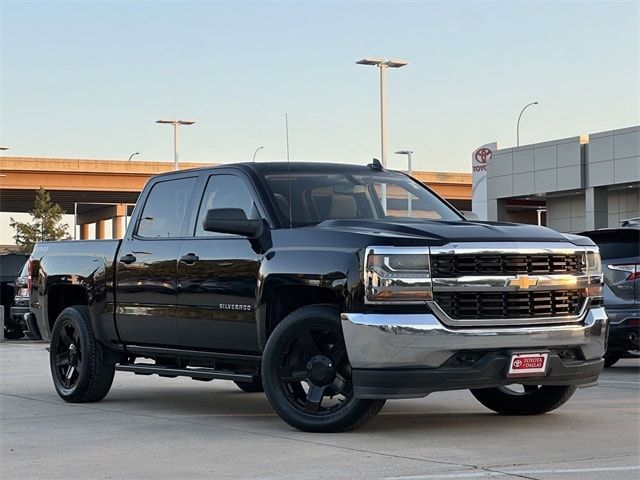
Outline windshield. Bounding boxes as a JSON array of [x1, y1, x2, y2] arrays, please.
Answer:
[[263, 171, 464, 227]]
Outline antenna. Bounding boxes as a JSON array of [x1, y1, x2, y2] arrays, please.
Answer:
[[285, 113, 293, 228], [285, 113, 290, 162], [368, 158, 384, 171]]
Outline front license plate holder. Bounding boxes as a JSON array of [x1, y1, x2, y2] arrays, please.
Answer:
[[507, 352, 549, 378]]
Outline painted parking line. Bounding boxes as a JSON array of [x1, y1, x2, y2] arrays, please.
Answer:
[[384, 465, 640, 479], [598, 380, 640, 385]]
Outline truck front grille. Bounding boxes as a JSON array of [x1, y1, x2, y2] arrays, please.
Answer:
[[433, 290, 583, 320], [430, 254, 582, 278]]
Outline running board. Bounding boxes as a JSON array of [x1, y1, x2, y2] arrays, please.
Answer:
[[116, 363, 255, 382]]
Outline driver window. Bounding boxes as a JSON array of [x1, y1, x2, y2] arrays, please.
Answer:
[[195, 174, 259, 237]]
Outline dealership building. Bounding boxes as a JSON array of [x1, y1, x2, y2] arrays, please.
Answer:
[[473, 125, 640, 233]]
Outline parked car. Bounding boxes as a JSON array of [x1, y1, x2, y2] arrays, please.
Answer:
[[580, 224, 639, 366], [28, 162, 607, 432], [10, 261, 41, 340], [1, 253, 29, 339]]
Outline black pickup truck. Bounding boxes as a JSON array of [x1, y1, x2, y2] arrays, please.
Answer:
[[28, 161, 608, 432]]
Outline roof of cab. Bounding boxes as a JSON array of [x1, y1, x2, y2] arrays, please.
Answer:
[[151, 161, 390, 179]]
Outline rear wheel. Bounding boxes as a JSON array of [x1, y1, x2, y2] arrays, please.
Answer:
[[3, 327, 23, 340], [470, 384, 576, 415], [262, 305, 385, 432], [235, 377, 264, 393], [50, 306, 115, 403]]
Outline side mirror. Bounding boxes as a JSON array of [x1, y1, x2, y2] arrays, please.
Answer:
[[203, 208, 264, 238], [463, 211, 480, 221]]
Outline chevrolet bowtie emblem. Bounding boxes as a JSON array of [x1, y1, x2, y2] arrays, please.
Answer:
[[507, 275, 538, 289]]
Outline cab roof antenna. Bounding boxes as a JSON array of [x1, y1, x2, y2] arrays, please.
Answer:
[[368, 158, 383, 171]]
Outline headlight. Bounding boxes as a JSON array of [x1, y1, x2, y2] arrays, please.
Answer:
[[585, 249, 601, 275], [365, 247, 432, 303], [585, 248, 603, 298]]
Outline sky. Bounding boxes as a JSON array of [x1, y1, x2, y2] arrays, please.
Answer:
[[1, 0, 638, 173]]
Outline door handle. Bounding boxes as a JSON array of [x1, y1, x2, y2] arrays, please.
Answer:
[[119, 253, 137, 265], [179, 253, 199, 265]]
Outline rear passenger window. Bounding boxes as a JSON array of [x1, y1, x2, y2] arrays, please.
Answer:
[[137, 177, 197, 238], [195, 175, 259, 237]]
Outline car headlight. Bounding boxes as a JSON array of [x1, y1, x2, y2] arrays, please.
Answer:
[[585, 247, 603, 298], [364, 247, 432, 303]]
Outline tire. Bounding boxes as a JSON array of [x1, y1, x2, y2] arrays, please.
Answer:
[[470, 384, 577, 415], [50, 306, 115, 403], [604, 352, 622, 367], [235, 378, 264, 393], [4, 327, 24, 340], [262, 304, 385, 432]]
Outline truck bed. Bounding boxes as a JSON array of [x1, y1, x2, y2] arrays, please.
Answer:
[[30, 239, 122, 341]]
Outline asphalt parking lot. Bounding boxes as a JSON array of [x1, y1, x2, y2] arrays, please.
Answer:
[[1, 341, 638, 480]]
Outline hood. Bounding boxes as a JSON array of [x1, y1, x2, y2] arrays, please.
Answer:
[[317, 219, 590, 246]]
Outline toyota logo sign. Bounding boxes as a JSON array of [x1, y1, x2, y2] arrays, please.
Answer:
[[475, 148, 492, 164], [473, 147, 492, 172]]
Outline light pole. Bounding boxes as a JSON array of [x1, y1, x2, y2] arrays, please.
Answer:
[[357, 58, 408, 168], [128, 152, 140, 162], [395, 150, 414, 216], [395, 149, 413, 175], [516, 101, 539, 146], [155, 119, 195, 170], [252, 146, 264, 162], [357, 57, 408, 210]]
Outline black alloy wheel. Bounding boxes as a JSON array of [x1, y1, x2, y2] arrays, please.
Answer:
[[53, 319, 83, 390], [262, 305, 385, 432], [278, 325, 352, 415], [50, 306, 115, 403]]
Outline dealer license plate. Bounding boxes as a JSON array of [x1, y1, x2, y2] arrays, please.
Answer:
[[507, 352, 549, 378]]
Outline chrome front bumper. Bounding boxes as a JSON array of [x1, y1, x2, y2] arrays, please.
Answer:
[[341, 307, 608, 369]]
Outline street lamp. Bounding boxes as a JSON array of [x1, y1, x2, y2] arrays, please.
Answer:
[[252, 146, 264, 162], [128, 152, 140, 162], [357, 58, 409, 169], [516, 101, 539, 147], [395, 150, 414, 216], [155, 119, 195, 170], [395, 149, 413, 175], [357, 57, 408, 210]]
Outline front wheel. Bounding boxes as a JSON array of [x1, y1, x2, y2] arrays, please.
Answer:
[[470, 384, 577, 415], [262, 305, 385, 432], [603, 352, 622, 367], [50, 306, 115, 403]]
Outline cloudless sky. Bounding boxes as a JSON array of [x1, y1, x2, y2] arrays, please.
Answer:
[[1, 0, 638, 173]]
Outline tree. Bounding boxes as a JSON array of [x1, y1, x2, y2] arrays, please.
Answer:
[[10, 188, 69, 252]]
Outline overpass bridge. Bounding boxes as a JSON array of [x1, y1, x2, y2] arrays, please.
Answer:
[[0, 157, 471, 240]]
